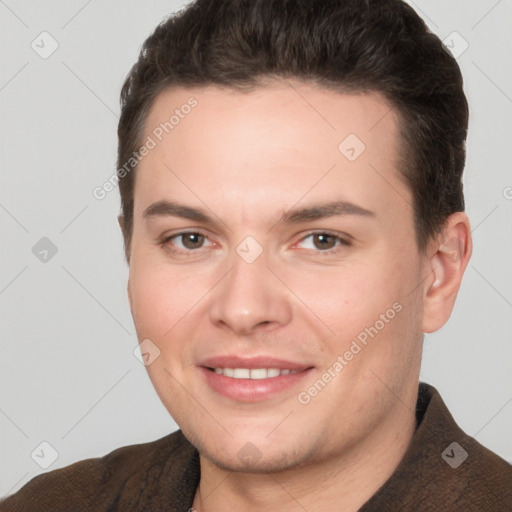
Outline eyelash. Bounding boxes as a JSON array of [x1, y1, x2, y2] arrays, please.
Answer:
[[296, 231, 352, 255], [159, 230, 214, 255], [159, 230, 352, 256]]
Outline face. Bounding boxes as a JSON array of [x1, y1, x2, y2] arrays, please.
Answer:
[[127, 81, 428, 472]]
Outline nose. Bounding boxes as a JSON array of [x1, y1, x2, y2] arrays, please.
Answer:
[[208, 247, 293, 335]]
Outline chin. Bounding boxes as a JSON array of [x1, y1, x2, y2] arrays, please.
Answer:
[[183, 423, 316, 474], [201, 444, 310, 474]]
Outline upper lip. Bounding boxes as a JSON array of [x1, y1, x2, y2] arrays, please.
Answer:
[[199, 355, 312, 371]]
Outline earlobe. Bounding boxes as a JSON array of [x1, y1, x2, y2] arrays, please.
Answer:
[[422, 212, 472, 333], [118, 215, 125, 234], [428, 254, 444, 293], [118, 215, 131, 263], [127, 278, 133, 314]]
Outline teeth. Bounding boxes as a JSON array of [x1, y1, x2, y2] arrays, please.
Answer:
[[233, 368, 250, 379], [250, 368, 267, 379], [213, 367, 298, 379]]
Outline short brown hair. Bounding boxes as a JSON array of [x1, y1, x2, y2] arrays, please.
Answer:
[[117, 0, 468, 259]]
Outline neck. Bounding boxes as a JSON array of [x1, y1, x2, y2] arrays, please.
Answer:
[[192, 388, 418, 512]]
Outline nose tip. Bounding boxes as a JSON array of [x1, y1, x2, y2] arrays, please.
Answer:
[[208, 253, 292, 335], [212, 316, 275, 338]]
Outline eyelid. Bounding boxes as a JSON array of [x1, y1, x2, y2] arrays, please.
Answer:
[[160, 229, 216, 251], [293, 230, 353, 252], [159, 229, 352, 255]]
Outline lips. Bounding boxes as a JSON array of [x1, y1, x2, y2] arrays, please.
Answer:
[[199, 355, 313, 402], [200, 355, 310, 372], [213, 367, 298, 379]]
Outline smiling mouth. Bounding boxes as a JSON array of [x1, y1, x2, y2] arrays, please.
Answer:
[[207, 367, 300, 379], [201, 362, 313, 401]]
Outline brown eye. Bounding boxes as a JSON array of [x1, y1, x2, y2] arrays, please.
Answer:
[[296, 232, 350, 253], [312, 233, 337, 250], [160, 230, 216, 256], [180, 233, 205, 249]]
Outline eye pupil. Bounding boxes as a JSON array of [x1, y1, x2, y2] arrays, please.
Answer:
[[182, 233, 204, 249], [313, 233, 336, 250]]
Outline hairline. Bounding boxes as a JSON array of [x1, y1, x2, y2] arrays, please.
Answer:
[[121, 79, 433, 260]]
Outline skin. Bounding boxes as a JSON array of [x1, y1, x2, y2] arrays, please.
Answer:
[[122, 80, 472, 512]]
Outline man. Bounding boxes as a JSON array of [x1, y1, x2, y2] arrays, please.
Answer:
[[2, 0, 511, 510]]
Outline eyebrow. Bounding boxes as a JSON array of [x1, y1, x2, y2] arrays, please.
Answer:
[[280, 201, 375, 223], [143, 200, 212, 223], [142, 199, 375, 226]]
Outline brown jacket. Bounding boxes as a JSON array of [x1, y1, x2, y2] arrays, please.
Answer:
[[1, 383, 511, 511]]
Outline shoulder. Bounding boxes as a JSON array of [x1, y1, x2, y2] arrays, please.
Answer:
[[0, 430, 198, 512], [361, 383, 512, 511], [420, 384, 512, 508], [416, 384, 512, 509], [446, 423, 512, 508]]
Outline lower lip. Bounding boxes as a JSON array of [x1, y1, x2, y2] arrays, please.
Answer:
[[200, 367, 313, 402]]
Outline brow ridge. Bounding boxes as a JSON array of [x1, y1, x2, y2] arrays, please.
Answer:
[[143, 199, 375, 226]]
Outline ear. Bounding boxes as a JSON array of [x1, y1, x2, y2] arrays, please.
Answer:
[[119, 215, 133, 309], [421, 212, 472, 333], [117, 214, 125, 236], [118, 215, 130, 263], [127, 278, 133, 314]]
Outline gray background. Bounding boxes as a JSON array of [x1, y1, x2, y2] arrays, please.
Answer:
[[1, 0, 511, 497]]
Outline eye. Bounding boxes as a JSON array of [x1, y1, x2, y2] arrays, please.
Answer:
[[163, 231, 215, 252], [296, 232, 351, 252]]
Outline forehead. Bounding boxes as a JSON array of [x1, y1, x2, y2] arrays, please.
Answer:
[[143, 80, 398, 158], [134, 80, 410, 226]]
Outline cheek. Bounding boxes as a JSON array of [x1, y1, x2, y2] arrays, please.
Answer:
[[282, 251, 422, 364], [129, 272, 173, 339], [129, 261, 210, 340], [128, 263, 205, 412], [281, 262, 402, 336]]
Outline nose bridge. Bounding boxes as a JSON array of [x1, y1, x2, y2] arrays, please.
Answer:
[[209, 240, 292, 333]]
